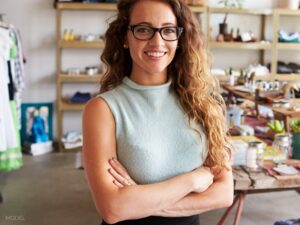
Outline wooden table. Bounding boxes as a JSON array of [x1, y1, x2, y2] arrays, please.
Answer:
[[221, 83, 300, 131], [218, 136, 300, 225]]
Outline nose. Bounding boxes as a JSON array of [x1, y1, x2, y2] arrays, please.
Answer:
[[149, 31, 164, 46]]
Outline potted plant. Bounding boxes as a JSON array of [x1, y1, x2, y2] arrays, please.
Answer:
[[290, 119, 300, 159], [218, 0, 245, 36]]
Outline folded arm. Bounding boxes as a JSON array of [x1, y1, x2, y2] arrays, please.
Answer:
[[109, 155, 233, 217], [82, 97, 213, 224], [154, 166, 234, 217]]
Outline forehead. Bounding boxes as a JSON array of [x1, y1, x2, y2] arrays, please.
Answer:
[[130, 0, 177, 26]]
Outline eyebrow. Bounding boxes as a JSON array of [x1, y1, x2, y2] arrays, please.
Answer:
[[134, 22, 177, 26]]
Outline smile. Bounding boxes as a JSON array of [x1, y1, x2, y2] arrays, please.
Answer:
[[144, 51, 167, 58]]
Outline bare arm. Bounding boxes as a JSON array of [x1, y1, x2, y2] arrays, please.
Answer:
[[82, 97, 213, 224], [108, 156, 233, 217], [155, 166, 234, 217]]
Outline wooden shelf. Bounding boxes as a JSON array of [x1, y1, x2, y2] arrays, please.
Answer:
[[274, 74, 300, 81], [213, 75, 272, 81], [59, 100, 86, 111], [209, 7, 273, 15], [57, 3, 117, 11], [277, 43, 300, 50], [210, 41, 272, 50], [188, 6, 206, 13], [275, 8, 300, 16], [59, 74, 102, 83], [58, 40, 105, 48]]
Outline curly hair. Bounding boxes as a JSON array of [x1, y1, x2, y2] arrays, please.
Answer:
[[100, 0, 231, 173]]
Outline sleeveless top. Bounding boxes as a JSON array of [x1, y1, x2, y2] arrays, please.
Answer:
[[99, 77, 208, 184]]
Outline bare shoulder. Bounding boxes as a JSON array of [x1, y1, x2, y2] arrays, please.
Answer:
[[83, 96, 112, 121], [82, 96, 116, 156]]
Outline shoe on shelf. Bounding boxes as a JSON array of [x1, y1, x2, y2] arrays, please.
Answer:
[[287, 62, 300, 74], [277, 61, 294, 74]]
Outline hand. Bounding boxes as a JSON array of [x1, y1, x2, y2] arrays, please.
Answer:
[[191, 167, 214, 193], [108, 157, 136, 188]]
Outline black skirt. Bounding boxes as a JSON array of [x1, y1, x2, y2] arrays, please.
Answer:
[[101, 215, 200, 225]]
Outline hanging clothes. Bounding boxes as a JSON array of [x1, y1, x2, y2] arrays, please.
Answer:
[[0, 26, 18, 151], [0, 20, 24, 171]]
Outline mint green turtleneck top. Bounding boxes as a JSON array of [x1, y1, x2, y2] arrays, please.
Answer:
[[99, 77, 208, 184]]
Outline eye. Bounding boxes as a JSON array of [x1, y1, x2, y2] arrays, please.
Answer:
[[135, 26, 152, 34], [162, 27, 176, 35]]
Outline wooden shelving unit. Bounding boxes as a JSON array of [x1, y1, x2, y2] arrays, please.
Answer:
[[59, 100, 85, 111], [277, 43, 300, 50], [208, 7, 300, 82], [271, 8, 300, 80], [57, 3, 117, 11], [209, 42, 272, 50], [207, 7, 274, 81], [56, 3, 300, 152], [275, 74, 300, 81], [59, 74, 102, 83], [58, 40, 105, 49], [56, 3, 110, 152]]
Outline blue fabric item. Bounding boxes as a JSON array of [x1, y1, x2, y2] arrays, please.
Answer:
[[98, 77, 208, 184], [69, 92, 91, 103], [274, 219, 300, 225], [29, 115, 49, 143]]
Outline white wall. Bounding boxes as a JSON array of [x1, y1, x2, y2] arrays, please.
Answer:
[[1, 0, 299, 139]]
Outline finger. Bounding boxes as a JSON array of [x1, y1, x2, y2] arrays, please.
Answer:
[[108, 168, 131, 186], [113, 180, 124, 188], [110, 158, 131, 180]]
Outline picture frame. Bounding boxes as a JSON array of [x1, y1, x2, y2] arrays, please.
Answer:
[[21, 102, 53, 145]]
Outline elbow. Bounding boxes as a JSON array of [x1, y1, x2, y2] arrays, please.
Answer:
[[218, 187, 234, 208], [222, 191, 234, 208], [97, 201, 129, 224]]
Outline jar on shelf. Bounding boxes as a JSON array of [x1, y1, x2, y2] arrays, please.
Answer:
[[272, 134, 291, 162], [246, 141, 265, 171]]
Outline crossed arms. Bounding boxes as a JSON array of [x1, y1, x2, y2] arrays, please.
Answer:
[[83, 97, 233, 224]]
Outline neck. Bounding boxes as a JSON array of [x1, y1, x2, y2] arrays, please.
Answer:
[[130, 71, 168, 86]]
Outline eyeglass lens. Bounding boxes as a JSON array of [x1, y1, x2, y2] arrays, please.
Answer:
[[132, 25, 182, 41]]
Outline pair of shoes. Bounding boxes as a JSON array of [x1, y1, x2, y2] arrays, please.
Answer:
[[69, 92, 91, 103], [277, 61, 300, 74]]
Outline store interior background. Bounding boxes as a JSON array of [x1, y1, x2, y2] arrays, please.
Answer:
[[2, 0, 300, 138], [1, 0, 300, 225]]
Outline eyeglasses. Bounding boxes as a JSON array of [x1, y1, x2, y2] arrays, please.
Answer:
[[128, 25, 184, 41]]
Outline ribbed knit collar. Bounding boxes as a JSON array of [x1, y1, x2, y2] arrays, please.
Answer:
[[122, 76, 172, 91]]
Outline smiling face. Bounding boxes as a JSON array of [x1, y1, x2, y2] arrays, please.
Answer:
[[126, 0, 179, 84]]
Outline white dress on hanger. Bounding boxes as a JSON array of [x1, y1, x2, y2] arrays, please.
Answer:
[[0, 27, 18, 151]]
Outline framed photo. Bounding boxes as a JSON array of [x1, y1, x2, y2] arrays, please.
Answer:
[[21, 102, 53, 145]]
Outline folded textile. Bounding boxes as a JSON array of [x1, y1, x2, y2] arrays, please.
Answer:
[[69, 92, 91, 103], [278, 30, 300, 43]]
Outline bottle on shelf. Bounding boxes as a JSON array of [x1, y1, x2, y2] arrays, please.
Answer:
[[246, 141, 265, 172], [228, 67, 235, 86]]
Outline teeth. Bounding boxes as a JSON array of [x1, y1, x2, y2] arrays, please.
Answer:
[[146, 52, 165, 57]]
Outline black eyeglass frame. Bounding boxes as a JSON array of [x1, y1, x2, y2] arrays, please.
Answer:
[[128, 25, 184, 41]]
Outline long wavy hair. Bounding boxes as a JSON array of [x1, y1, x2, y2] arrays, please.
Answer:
[[100, 0, 231, 173]]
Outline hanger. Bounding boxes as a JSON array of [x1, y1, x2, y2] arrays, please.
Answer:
[[0, 13, 9, 29]]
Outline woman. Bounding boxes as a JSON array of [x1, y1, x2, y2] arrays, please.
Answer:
[[82, 0, 233, 224]]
